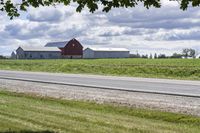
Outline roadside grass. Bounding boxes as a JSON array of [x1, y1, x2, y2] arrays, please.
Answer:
[[1, 59, 200, 80], [0, 90, 200, 133]]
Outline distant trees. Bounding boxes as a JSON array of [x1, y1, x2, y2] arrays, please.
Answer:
[[170, 53, 182, 58], [0, 55, 6, 59], [129, 48, 198, 59], [182, 48, 190, 58], [154, 53, 157, 59], [141, 54, 148, 58], [129, 54, 140, 58], [152, 48, 197, 59], [149, 54, 153, 59], [182, 48, 196, 58], [129, 54, 148, 58], [158, 54, 166, 59]]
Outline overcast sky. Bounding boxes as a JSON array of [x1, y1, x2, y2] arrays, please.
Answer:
[[0, 0, 200, 56]]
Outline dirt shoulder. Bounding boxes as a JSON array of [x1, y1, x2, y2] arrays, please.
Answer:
[[1, 78, 200, 116]]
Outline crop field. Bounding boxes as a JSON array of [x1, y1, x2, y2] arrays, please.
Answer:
[[0, 58, 200, 80], [0, 90, 200, 133]]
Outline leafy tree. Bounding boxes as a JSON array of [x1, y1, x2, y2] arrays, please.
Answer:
[[190, 49, 196, 58], [0, 0, 200, 19], [182, 48, 196, 58], [182, 48, 189, 58]]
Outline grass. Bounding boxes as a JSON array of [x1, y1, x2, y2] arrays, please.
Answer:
[[1, 59, 200, 80], [0, 90, 200, 133]]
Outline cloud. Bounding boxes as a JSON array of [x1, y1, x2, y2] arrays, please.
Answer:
[[144, 28, 200, 41], [4, 20, 51, 40], [107, 6, 200, 29], [27, 7, 64, 22], [0, 3, 200, 56]]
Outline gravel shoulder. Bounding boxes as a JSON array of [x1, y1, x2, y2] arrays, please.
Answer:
[[1, 78, 200, 116]]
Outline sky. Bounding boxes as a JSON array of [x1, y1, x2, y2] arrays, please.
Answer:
[[0, 0, 200, 56]]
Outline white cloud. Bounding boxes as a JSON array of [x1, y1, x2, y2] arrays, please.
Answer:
[[28, 7, 64, 22], [0, 3, 200, 56]]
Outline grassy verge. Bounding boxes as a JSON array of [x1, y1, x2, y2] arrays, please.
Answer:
[[0, 90, 200, 133], [1, 59, 200, 80]]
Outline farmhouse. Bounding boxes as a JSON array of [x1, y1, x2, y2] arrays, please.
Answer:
[[83, 48, 130, 59], [45, 38, 83, 59], [16, 46, 61, 59]]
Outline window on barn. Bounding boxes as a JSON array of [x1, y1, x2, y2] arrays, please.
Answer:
[[30, 54, 32, 58]]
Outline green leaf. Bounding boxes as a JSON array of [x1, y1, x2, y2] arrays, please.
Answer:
[[0, 0, 199, 19]]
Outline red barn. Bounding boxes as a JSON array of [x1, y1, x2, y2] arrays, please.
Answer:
[[45, 38, 83, 59]]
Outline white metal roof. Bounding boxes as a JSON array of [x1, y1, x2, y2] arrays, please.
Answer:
[[19, 46, 61, 52], [86, 47, 129, 52]]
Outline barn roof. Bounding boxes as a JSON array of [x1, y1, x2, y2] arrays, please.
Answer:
[[19, 46, 61, 52], [45, 41, 68, 48], [86, 47, 129, 52]]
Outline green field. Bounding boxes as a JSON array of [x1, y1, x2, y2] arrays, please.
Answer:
[[1, 59, 200, 80], [0, 90, 200, 133]]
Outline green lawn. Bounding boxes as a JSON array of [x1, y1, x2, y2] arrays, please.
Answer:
[[0, 90, 200, 133], [1, 59, 200, 80]]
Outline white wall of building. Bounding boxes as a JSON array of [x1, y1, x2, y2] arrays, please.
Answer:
[[16, 47, 61, 59], [23, 51, 61, 59], [83, 48, 95, 58], [83, 48, 130, 59], [11, 51, 17, 59], [16, 47, 25, 59]]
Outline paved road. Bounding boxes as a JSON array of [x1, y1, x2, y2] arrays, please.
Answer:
[[0, 70, 200, 97]]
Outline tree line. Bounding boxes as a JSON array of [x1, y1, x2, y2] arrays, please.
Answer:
[[0, 55, 6, 59], [130, 48, 198, 59]]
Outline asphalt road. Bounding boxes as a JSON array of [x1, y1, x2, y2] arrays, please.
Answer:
[[0, 70, 200, 97]]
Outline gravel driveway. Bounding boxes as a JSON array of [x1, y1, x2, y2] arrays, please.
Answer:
[[1, 78, 200, 116]]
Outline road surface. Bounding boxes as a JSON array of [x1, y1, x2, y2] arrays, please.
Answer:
[[0, 70, 200, 97]]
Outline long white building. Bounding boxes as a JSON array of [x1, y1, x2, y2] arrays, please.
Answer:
[[15, 46, 61, 59], [83, 47, 130, 59]]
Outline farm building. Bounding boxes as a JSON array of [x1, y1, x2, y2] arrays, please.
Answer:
[[45, 38, 83, 59], [83, 48, 130, 59], [16, 46, 61, 59], [13, 38, 130, 59], [11, 51, 17, 59]]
